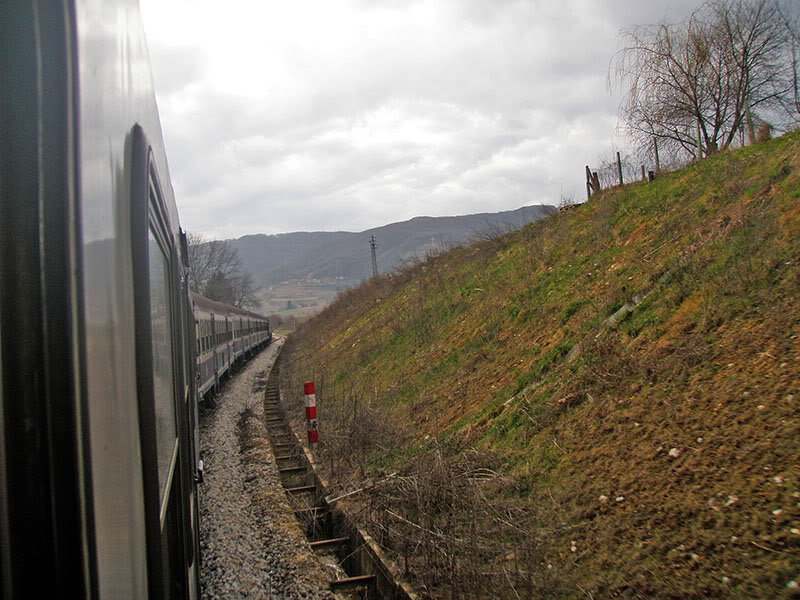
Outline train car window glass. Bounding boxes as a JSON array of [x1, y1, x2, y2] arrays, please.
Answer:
[[148, 228, 178, 509]]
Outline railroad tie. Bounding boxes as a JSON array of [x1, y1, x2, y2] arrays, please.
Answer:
[[285, 484, 315, 494], [308, 537, 348, 551], [293, 507, 329, 518], [278, 466, 306, 475], [329, 575, 376, 591]]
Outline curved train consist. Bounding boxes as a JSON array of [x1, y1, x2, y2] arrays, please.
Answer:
[[0, 1, 268, 598], [192, 292, 271, 402]]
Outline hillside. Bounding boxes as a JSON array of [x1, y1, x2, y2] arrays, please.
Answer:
[[281, 132, 800, 599], [232, 204, 555, 288]]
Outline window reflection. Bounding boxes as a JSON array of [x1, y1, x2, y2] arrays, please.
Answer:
[[148, 229, 176, 509]]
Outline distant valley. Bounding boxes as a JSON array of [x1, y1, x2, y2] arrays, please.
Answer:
[[230, 204, 556, 317]]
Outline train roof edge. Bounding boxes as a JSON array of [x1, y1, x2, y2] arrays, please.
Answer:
[[190, 291, 269, 321]]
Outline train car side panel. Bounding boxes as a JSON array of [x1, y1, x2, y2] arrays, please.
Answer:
[[76, 1, 198, 597]]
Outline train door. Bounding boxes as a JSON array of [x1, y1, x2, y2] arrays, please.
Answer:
[[130, 127, 197, 599]]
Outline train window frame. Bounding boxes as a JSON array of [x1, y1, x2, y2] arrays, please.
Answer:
[[130, 126, 189, 598], [147, 209, 178, 516], [133, 153, 180, 513]]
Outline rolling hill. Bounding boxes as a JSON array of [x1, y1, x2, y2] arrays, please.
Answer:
[[231, 204, 556, 289]]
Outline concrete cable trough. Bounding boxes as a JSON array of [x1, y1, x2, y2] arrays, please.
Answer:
[[263, 361, 418, 600]]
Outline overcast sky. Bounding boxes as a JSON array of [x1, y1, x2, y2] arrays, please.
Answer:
[[139, 0, 701, 239]]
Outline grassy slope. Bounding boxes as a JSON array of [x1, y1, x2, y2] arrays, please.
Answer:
[[289, 132, 800, 598]]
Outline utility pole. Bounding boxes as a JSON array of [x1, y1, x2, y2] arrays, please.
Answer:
[[370, 235, 378, 278]]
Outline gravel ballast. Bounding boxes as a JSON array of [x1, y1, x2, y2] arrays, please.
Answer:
[[198, 339, 335, 599]]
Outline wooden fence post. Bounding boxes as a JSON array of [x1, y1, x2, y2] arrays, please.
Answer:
[[616, 152, 623, 186], [585, 166, 602, 199]]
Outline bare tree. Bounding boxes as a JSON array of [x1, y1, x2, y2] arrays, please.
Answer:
[[202, 269, 235, 305], [612, 0, 795, 159], [231, 272, 261, 310], [713, 0, 796, 137], [187, 233, 242, 294], [779, 1, 800, 119], [187, 233, 261, 309]]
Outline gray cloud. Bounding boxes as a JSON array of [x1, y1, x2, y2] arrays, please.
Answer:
[[141, 0, 701, 238]]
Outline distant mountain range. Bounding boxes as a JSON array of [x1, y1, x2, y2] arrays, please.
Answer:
[[231, 204, 557, 289]]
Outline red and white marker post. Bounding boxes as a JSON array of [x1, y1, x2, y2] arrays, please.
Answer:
[[303, 381, 318, 447]]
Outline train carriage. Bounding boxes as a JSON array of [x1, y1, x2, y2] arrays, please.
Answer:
[[191, 292, 271, 403], [1, 1, 202, 597]]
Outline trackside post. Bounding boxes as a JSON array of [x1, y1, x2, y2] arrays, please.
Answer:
[[303, 381, 318, 447]]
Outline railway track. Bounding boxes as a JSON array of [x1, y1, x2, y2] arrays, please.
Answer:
[[263, 364, 385, 599]]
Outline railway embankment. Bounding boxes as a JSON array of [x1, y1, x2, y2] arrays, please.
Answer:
[[281, 131, 800, 598]]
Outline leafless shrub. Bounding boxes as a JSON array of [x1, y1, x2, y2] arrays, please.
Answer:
[[557, 194, 578, 211], [360, 442, 561, 599]]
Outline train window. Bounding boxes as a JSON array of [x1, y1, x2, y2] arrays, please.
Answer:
[[148, 228, 177, 509], [130, 129, 191, 596]]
